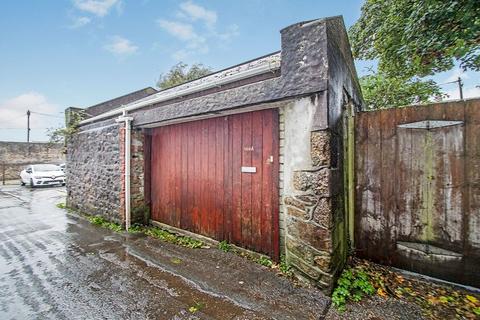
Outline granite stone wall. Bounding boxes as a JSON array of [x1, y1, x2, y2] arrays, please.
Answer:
[[66, 123, 122, 223]]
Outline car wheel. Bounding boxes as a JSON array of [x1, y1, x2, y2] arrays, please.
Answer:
[[62, 183, 66, 186], [30, 178, 35, 188], [21, 180, 25, 186]]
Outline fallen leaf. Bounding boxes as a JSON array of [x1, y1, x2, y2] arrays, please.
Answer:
[[466, 295, 478, 304], [377, 288, 387, 297], [170, 257, 182, 264], [427, 296, 439, 305]]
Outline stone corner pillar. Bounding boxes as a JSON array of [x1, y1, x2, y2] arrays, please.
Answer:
[[280, 16, 354, 293]]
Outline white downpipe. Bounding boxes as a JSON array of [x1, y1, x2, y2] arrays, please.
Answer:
[[116, 109, 133, 231], [80, 60, 280, 125]]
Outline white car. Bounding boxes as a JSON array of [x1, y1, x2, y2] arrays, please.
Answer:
[[20, 164, 66, 188]]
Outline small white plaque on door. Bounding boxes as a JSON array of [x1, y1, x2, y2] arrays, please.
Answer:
[[241, 166, 257, 173]]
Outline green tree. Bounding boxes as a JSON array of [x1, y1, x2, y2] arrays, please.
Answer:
[[157, 62, 212, 90], [360, 72, 443, 110], [350, 0, 480, 109], [350, 0, 480, 77]]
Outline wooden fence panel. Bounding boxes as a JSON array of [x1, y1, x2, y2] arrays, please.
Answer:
[[355, 99, 480, 287]]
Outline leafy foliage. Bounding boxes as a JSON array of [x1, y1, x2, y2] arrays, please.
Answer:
[[350, 0, 479, 110], [350, 0, 480, 77], [332, 267, 375, 311], [360, 71, 444, 110], [157, 62, 212, 89], [48, 109, 86, 144]]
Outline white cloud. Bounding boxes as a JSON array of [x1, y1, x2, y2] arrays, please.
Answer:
[[156, 2, 238, 60], [0, 92, 61, 130], [73, 0, 121, 17], [104, 36, 138, 56], [179, 1, 217, 28], [157, 19, 207, 56], [157, 20, 202, 42], [69, 16, 91, 28]]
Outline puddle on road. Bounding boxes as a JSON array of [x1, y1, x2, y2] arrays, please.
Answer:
[[0, 186, 264, 319]]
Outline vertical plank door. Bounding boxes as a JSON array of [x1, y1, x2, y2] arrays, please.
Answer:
[[149, 109, 280, 259]]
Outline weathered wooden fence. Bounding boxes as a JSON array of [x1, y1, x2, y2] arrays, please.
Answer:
[[354, 98, 480, 287]]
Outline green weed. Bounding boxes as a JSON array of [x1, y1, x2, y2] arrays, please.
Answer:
[[56, 203, 66, 209], [188, 301, 205, 314], [145, 227, 204, 248], [218, 240, 232, 252], [279, 255, 292, 276], [332, 267, 375, 311], [128, 223, 145, 234], [88, 215, 123, 232], [256, 256, 273, 267]]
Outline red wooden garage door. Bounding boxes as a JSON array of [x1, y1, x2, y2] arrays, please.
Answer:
[[150, 109, 279, 259]]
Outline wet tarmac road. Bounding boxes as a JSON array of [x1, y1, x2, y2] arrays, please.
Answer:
[[0, 185, 270, 319]]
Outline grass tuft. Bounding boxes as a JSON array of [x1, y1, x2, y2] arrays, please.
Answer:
[[56, 203, 66, 209], [218, 240, 232, 252], [145, 227, 204, 248], [256, 256, 273, 267], [87, 215, 123, 232]]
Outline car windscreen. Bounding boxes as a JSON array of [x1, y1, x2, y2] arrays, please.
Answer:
[[33, 164, 61, 172]]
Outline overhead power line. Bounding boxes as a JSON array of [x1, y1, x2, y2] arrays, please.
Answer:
[[437, 77, 464, 100], [30, 111, 64, 119], [0, 128, 49, 130]]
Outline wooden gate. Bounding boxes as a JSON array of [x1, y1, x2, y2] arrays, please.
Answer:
[[149, 109, 280, 259], [354, 100, 480, 287]]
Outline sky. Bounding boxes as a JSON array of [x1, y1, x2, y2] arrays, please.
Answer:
[[0, 0, 478, 142]]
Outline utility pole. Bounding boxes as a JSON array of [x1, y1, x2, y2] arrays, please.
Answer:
[[27, 110, 31, 143], [457, 77, 464, 100]]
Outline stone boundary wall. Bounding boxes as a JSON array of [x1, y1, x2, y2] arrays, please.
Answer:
[[66, 123, 122, 222], [0, 141, 64, 181]]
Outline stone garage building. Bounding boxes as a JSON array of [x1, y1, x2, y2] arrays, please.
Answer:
[[66, 16, 362, 291]]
